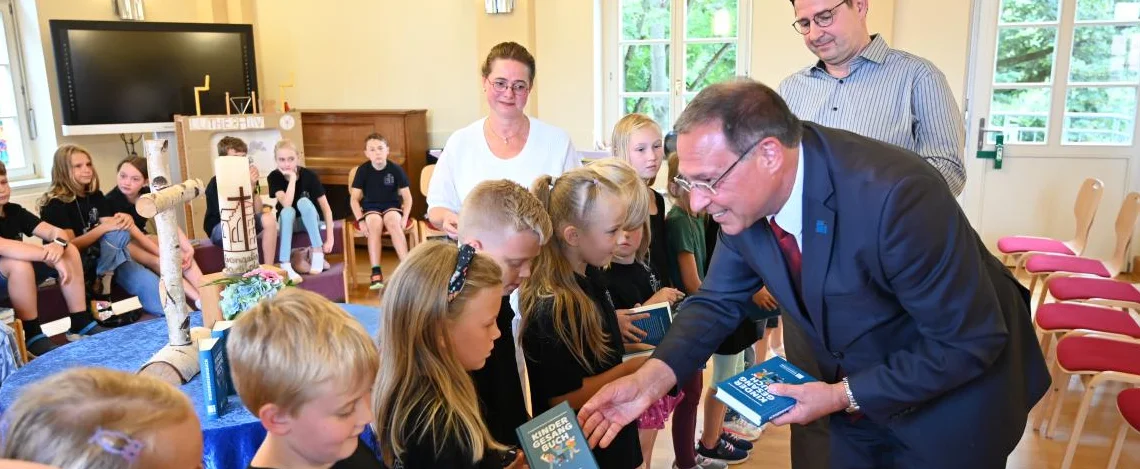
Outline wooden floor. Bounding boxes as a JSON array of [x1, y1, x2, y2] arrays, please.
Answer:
[[346, 248, 1140, 469]]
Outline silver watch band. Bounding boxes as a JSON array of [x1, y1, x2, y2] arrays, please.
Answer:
[[842, 377, 860, 413]]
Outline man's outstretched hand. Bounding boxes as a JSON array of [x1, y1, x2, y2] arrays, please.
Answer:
[[578, 359, 677, 449]]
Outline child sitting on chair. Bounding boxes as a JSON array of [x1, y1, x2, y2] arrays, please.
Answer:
[[204, 136, 280, 265], [349, 133, 412, 289], [0, 161, 101, 357], [229, 288, 381, 468], [0, 367, 203, 469], [268, 140, 335, 282]]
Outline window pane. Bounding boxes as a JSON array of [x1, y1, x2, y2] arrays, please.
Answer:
[[995, 27, 1057, 84], [686, 0, 737, 39], [1070, 25, 1140, 83], [0, 16, 8, 66], [624, 96, 671, 129], [1077, 0, 1140, 21], [990, 88, 1051, 143], [0, 67, 17, 118], [623, 44, 671, 92], [622, 0, 671, 41], [1000, 0, 1060, 23], [0, 117, 25, 170], [685, 42, 736, 91], [1063, 87, 1137, 144]]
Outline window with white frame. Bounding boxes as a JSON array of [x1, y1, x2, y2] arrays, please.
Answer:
[[0, 0, 33, 179], [604, 0, 752, 137]]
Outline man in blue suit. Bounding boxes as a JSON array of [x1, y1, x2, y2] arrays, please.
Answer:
[[579, 79, 1050, 468]]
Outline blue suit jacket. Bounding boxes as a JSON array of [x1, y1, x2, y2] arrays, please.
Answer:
[[653, 123, 1050, 464]]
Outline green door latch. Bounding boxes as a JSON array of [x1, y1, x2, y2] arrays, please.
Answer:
[[976, 133, 1004, 170]]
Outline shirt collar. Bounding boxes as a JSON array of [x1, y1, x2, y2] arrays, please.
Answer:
[[770, 143, 805, 237], [809, 34, 888, 74]]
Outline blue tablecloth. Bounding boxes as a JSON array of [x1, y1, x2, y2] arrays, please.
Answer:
[[0, 303, 381, 469]]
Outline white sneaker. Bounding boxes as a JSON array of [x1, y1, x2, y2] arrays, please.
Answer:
[[723, 417, 763, 441], [280, 262, 302, 282], [673, 455, 729, 469], [309, 251, 325, 274]]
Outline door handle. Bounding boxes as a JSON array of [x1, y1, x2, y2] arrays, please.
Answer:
[[976, 133, 1004, 170], [975, 117, 1005, 151]]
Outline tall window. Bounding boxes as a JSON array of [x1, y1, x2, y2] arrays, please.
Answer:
[[0, 0, 32, 179], [990, 0, 1140, 145], [604, 0, 752, 134]]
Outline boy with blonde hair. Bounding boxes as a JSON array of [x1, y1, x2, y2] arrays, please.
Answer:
[[228, 289, 380, 468], [458, 179, 552, 448]]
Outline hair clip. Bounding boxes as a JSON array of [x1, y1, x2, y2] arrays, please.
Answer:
[[447, 244, 477, 302], [88, 428, 145, 464]]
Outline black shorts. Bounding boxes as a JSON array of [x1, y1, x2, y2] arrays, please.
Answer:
[[361, 201, 402, 217]]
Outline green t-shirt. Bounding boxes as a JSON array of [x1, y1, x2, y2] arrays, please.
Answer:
[[666, 206, 707, 290]]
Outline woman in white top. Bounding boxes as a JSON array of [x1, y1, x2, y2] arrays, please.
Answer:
[[427, 41, 581, 236]]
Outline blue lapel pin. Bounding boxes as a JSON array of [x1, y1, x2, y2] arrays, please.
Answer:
[[816, 220, 827, 234]]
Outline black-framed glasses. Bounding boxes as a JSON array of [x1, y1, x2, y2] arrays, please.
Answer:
[[791, 0, 850, 35], [672, 138, 761, 197], [489, 78, 530, 94]]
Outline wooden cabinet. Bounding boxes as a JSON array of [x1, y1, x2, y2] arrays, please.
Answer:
[[300, 110, 428, 220]]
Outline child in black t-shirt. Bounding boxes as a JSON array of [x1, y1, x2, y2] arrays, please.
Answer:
[[374, 243, 524, 469], [105, 156, 205, 307], [520, 165, 646, 469], [267, 139, 334, 281], [0, 161, 101, 356], [348, 133, 412, 289], [37, 144, 164, 320]]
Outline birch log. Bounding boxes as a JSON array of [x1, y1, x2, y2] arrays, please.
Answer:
[[137, 179, 204, 218], [144, 139, 193, 347]]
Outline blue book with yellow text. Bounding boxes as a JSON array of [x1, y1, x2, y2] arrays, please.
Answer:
[[715, 356, 817, 426]]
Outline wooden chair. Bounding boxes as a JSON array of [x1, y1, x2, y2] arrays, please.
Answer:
[[343, 165, 418, 292], [417, 165, 449, 245], [1109, 387, 1140, 469], [12, 319, 26, 363], [1022, 192, 1140, 308], [997, 177, 1104, 269]]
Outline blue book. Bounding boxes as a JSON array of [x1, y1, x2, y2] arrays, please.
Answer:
[[714, 356, 817, 426], [211, 321, 235, 396], [515, 401, 598, 469], [628, 302, 672, 346], [199, 336, 230, 420]]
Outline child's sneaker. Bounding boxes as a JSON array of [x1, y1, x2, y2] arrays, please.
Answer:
[[673, 455, 729, 469], [369, 273, 385, 290], [695, 439, 749, 465], [280, 262, 303, 282], [719, 432, 753, 452], [723, 416, 763, 441], [65, 322, 110, 342]]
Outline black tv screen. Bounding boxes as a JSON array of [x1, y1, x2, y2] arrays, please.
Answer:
[[50, 21, 257, 130]]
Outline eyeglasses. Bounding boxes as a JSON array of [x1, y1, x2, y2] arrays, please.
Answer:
[[490, 78, 530, 94], [791, 0, 849, 35], [672, 138, 761, 197]]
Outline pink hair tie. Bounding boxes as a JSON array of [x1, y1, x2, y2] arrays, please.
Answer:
[[88, 427, 145, 464]]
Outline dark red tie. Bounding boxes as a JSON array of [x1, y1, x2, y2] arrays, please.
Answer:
[[769, 218, 802, 292]]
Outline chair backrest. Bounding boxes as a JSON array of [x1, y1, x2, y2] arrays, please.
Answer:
[[1108, 191, 1140, 272], [1071, 178, 1105, 255], [347, 165, 358, 187], [420, 165, 434, 197]]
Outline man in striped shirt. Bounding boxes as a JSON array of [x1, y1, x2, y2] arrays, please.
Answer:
[[776, 1, 966, 469]]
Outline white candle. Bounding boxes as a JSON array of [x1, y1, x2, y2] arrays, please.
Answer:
[[214, 156, 260, 276]]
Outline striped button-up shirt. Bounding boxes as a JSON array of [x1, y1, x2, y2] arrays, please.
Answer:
[[778, 35, 966, 196]]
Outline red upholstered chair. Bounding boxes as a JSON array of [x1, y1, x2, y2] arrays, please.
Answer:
[[1036, 332, 1140, 469], [1108, 387, 1140, 469], [1042, 276, 1140, 311], [997, 177, 1104, 269], [1023, 192, 1140, 307]]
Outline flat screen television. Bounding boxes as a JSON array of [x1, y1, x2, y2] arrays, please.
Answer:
[[50, 20, 258, 136]]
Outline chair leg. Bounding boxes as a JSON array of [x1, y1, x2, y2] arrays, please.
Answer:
[[1028, 274, 1040, 300], [1043, 361, 1069, 437], [1107, 420, 1129, 469], [1036, 282, 1052, 311], [344, 224, 357, 292], [1060, 384, 1099, 469], [1032, 333, 1057, 431]]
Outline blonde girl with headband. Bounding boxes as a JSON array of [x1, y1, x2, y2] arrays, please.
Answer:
[[374, 242, 526, 468], [520, 165, 646, 469], [610, 114, 676, 289], [0, 367, 203, 469]]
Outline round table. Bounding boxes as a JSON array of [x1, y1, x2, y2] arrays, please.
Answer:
[[0, 303, 381, 469]]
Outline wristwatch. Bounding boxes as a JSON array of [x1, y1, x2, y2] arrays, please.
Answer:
[[841, 377, 860, 413], [53, 237, 69, 248]]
